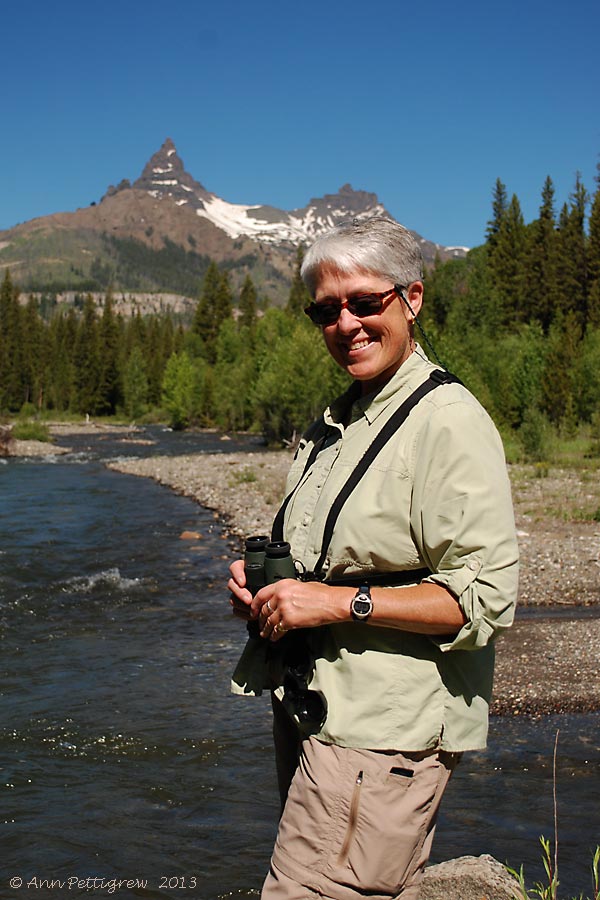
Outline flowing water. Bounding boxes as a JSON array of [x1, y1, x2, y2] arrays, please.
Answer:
[[1, 431, 598, 899]]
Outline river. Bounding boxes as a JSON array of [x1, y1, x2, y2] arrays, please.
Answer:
[[1, 429, 598, 899]]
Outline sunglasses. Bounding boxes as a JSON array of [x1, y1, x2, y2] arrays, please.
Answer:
[[304, 286, 405, 326]]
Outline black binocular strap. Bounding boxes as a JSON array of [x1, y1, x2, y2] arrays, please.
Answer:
[[276, 369, 461, 579], [271, 423, 327, 543]]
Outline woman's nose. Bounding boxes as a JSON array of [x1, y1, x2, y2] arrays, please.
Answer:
[[336, 306, 361, 332]]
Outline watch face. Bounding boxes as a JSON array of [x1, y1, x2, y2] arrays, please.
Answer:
[[353, 598, 371, 616], [351, 591, 372, 619]]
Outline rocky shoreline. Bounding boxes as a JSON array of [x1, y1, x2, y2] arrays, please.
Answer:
[[6, 429, 600, 716]]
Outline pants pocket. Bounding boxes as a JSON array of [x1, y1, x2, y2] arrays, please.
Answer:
[[336, 769, 364, 865], [325, 750, 445, 895], [271, 741, 455, 899]]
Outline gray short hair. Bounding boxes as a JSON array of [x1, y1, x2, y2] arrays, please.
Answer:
[[300, 216, 423, 296]]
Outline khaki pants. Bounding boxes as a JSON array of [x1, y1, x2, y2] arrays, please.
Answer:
[[263, 720, 459, 900]]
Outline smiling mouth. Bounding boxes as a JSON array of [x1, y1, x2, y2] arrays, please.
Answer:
[[346, 339, 372, 352]]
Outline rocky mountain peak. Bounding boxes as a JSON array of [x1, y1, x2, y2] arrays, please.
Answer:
[[135, 138, 184, 183], [328, 183, 380, 211], [131, 139, 212, 207], [99, 139, 467, 262], [295, 183, 386, 226]]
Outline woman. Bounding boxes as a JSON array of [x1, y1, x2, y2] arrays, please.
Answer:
[[229, 217, 519, 900]]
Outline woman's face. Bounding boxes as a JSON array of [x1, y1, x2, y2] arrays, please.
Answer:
[[314, 266, 423, 395]]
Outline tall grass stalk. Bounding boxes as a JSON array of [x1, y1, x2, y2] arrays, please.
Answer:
[[506, 731, 599, 900]]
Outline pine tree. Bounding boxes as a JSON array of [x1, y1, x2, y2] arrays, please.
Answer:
[[193, 261, 233, 364], [488, 194, 527, 325], [485, 178, 508, 248], [238, 274, 258, 331], [587, 165, 600, 328], [96, 292, 121, 414], [145, 316, 165, 406], [20, 296, 47, 409], [173, 323, 186, 354], [161, 313, 175, 361], [286, 246, 312, 317], [524, 176, 559, 332], [217, 270, 233, 325], [0, 271, 25, 411], [123, 345, 149, 420], [540, 309, 579, 426], [125, 310, 147, 358], [72, 295, 101, 414], [47, 310, 77, 411], [192, 260, 221, 345], [556, 173, 588, 332]]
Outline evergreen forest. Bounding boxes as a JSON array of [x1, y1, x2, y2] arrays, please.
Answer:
[[2, 170, 600, 463]]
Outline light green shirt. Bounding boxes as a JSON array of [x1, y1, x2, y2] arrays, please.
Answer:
[[232, 348, 519, 752]]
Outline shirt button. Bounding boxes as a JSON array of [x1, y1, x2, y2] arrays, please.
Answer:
[[467, 559, 479, 571]]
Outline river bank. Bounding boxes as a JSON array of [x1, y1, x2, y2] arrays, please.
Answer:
[[7, 428, 600, 716]]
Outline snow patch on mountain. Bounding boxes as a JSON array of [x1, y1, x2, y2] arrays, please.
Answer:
[[193, 194, 390, 245]]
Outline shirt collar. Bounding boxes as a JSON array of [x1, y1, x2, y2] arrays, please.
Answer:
[[323, 346, 433, 428], [355, 346, 433, 425], [324, 380, 362, 429]]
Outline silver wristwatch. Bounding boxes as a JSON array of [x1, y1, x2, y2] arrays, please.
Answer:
[[350, 584, 373, 621]]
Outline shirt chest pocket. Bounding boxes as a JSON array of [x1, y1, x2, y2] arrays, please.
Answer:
[[324, 462, 422, 572]]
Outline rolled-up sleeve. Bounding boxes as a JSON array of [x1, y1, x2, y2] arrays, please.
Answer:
[[410, 396, 519, 652]]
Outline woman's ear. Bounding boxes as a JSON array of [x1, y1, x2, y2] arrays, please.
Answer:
[[404, 281, 424, 319]]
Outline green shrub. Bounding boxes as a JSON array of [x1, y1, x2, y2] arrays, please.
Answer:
[[19, 402, 37, 419], [11, 421, 50, 442], [230, 467, 258, 485], [520, 407, 552, 462]]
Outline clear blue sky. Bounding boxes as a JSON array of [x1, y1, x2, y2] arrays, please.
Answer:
[[1, 0, 598, 248]]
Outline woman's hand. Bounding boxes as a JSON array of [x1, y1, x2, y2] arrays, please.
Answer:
[[229, 560, 349, 638], [228, 559, 255, 622], [252, 580, 349, 642]]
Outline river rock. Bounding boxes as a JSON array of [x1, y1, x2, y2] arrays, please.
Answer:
[[420, 854, 520, 900], [179, 530, 203, 540]]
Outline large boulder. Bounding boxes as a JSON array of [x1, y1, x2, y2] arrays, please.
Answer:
[[421, 854, 520, 900]]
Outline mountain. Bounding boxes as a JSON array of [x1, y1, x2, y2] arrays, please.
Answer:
[[0, 139, 468, 303]]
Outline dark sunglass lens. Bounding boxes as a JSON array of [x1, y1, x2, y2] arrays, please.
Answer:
[[350, 296, 384, 317], [310, 303, 340, 325]]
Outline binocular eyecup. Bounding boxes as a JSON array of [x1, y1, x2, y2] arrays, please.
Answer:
[[244, 537, 297, 596]]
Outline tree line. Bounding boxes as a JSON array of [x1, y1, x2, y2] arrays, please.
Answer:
[[1, 170, 600, 459], [423, 167, 600, 454], [0, 251, 347, 441]]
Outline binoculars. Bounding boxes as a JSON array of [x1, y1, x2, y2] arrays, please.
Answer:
[[243, 535, 326, 728], [244, 536, 296, 638], [244, 535, 297, 591]]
